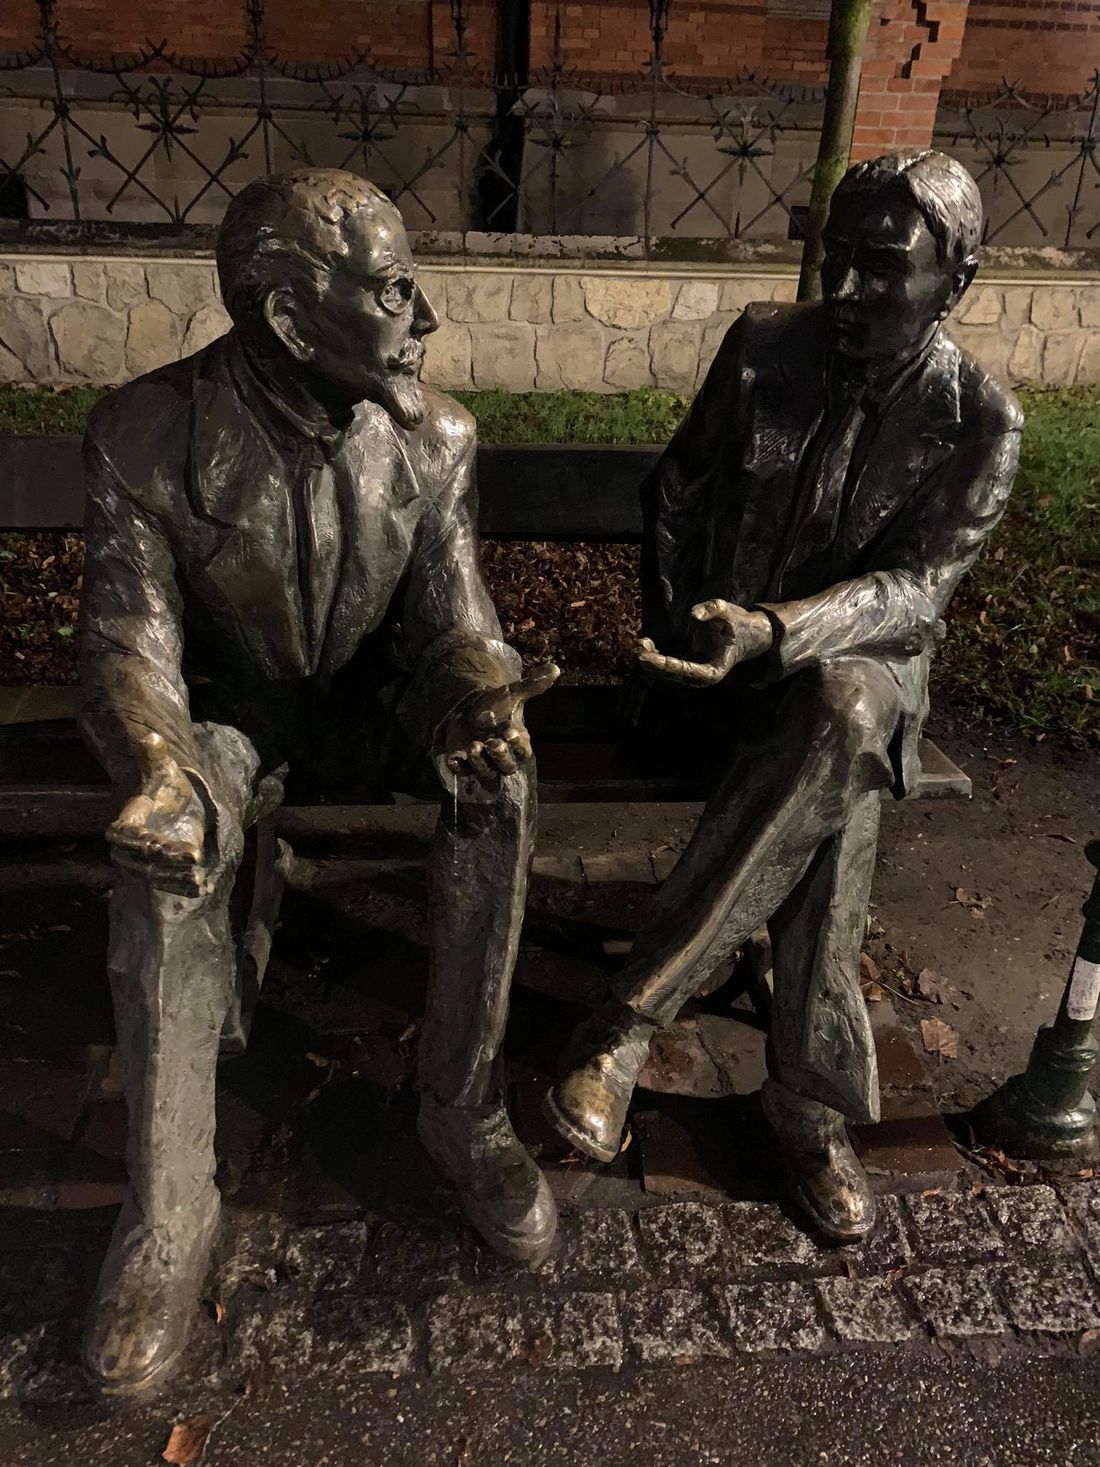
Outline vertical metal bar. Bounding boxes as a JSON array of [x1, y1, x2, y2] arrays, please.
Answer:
[[38, 0, 81, 220], [451, 0, 469, 235], [1063, 70, 1100, 250], [644, 1, 670, 255], [249, 0, 273, 176]]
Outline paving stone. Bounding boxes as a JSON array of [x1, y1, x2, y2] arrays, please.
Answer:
[[902, 1190, 1006, 1265], [718, 1281, 825, 1352], [427, 1291, 621, 1373], [985, 1185, 1074, 1254], [1002, 1263, 1100, 1334], [717, 1200, 819, 1275], [283, 1220, 371, 1293], [637, 1202, 729, 1275], [550, 1208, 645, 1284], [232, 1292, 414, 1377], [622, 1287, 729, 1364], [836, 1194, 912, 1274], [817, 1276, 917, 1344], [904, 1266, 1009, 1338], [362, 1217, 466, 1295], [1060, 1179, 1100, 1262]]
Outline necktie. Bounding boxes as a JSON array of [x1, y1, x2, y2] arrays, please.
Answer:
[[774, 388, 866, 598]]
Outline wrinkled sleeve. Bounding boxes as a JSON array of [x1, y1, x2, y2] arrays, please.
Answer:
[[400, 436, 521, 741], [79, 434, 200, 790], [760, 418, 1022, 675], [641, 316, 744, 656]]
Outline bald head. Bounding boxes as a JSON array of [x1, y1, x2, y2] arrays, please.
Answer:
[[217, 169, 405, 327]]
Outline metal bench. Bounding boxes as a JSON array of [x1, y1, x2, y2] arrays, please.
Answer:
[[0, 434, 970, 837]]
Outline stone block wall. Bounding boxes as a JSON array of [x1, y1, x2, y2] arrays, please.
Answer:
[[1, 252, 1098, 395]]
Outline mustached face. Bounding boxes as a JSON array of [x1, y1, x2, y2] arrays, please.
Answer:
[[266, 206, 439, 428], [821, 191, 972, 366]]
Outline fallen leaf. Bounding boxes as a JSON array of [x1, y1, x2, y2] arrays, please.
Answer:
[[859, 952, 880, 983], [863, 981, 884, 1003], [921, 1017, 959, 1059], [1080, 1328, 1100, 1353], [162, 1415, 214, 1466]]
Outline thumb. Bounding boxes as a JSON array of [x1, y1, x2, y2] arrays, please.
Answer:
[[136, 731, 175, 787]]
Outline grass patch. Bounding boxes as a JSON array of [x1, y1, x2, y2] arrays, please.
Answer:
[[0, 382, 1096, 743]]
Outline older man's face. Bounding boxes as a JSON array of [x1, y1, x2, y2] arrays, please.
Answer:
[[821, 190, 960, 366], [292, 204, 438, 428]]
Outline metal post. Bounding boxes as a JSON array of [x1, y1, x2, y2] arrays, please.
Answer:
[[971, 841, 1100, 1158], [796, 0, 872, 302]]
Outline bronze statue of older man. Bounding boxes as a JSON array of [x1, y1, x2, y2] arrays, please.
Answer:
[[545, 151, 1022, 1241], [79, 170, 558, 1396]]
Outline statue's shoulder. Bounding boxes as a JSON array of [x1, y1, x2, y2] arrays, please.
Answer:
[[84, 341, 223, 495], [952, 340, 1024, 439], [738, 298, 826, 369], [402, 385, 477, 482]]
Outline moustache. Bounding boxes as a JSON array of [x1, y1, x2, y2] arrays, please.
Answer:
[[387, 342, 425, 374]]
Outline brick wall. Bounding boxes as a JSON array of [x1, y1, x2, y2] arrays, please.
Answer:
[[2, 0, 1097, 102], [851, 0, 970, 160], [946, 1, 1100, 103]]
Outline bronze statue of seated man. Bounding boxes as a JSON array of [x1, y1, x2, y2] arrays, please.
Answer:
[[79, 169, 557, 1397], [545, 150, 1022, 1241]]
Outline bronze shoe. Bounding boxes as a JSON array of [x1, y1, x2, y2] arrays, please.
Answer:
[[761, 1079, 875, 1242], [543, 1002, 655, 1165], [418, 1095, 558, 1267], [82, 1186, 221, 1398]]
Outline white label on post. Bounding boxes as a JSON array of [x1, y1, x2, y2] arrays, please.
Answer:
[[1067, 956, 1100, 1022]]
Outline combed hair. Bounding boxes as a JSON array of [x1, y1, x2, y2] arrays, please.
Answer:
[[216, 169, 397, 326], [832, 150, 983, 268]]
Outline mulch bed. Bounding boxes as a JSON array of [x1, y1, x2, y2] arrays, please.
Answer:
[[0, 534, 641, 686]]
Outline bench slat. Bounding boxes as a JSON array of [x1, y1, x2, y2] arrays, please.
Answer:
[[0, 436, 658, 539]]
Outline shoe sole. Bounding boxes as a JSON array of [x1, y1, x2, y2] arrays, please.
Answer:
[[542, 1089, 619, 1166]]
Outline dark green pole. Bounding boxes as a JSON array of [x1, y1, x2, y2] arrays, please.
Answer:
[[796, 0, 873, 302], [971, 841, 1100, 1158]]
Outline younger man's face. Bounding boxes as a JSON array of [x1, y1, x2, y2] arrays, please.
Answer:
[[821, 190, 960, 366]]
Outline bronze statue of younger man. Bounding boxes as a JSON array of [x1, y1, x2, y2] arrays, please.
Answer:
[[545, 151, 1022, 1240], [79, 170, 557, 1396]]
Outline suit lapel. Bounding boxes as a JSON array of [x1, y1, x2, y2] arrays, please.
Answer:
[[726, 343, 827, 603], [318, 404, 420, 678], [189, 341, 309, 676]]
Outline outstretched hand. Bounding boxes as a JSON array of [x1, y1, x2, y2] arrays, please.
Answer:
[[637, 600, 773, 688], [443, 662, 560, 788], [106, 732, 211, 896]]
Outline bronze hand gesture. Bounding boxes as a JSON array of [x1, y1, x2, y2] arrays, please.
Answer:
[[106, 733, 211, 896], [443, 662, 560, 788], [637, 600, 773, 688]]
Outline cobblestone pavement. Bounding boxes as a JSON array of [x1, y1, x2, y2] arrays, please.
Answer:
[[5, 1180, 1100, 1410]]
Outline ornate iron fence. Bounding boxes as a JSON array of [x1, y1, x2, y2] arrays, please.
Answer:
[[0, 0, 824, 243], [1, 1, 1098, 248], [935, 73, 1100, 251]]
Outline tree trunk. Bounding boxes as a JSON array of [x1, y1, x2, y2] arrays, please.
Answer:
[[797, 0, 874, 302]]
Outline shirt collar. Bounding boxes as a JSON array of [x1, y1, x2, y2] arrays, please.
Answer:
[[228, 333, 351, 459], [827, 329, 939, 416]]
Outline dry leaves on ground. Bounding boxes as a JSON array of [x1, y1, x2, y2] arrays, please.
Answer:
[[920, 1016, 960, 1059], [162, 1415, 215, 1466], [859, 951, 884, 1002], [952, 887, 994, 919]]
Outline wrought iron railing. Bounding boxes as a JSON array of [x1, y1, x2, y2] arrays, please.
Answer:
[[0, 0, 823, 244], [1, 0, 1097, 249], [936, 73, 1100, 250]]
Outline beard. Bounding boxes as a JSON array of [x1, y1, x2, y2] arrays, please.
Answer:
[[375, 370, 427, 430]]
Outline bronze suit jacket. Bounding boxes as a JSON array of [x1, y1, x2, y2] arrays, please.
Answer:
[[641, 301, 1023, 796], [79, 331, 519, 794]]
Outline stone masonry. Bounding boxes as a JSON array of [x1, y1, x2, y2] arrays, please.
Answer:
[[1, 253, 1098, 394], [5, 1182, 1100, 1402]]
